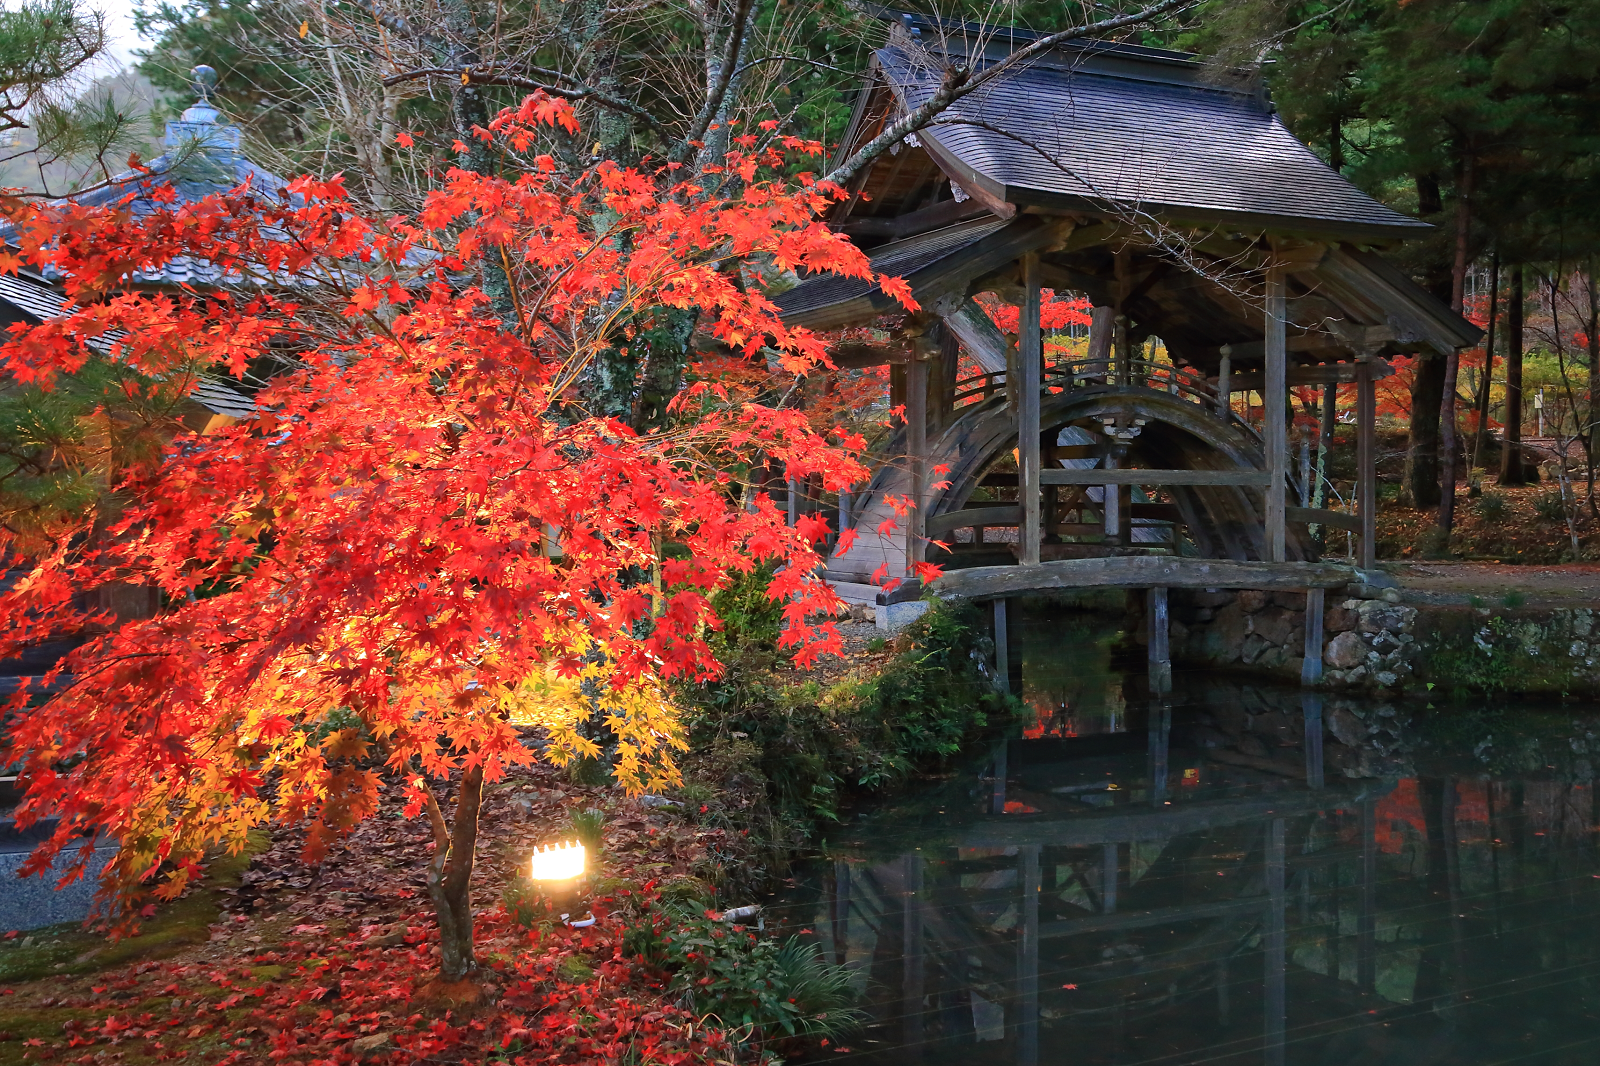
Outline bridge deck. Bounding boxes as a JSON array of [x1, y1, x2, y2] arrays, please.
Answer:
[[925, 555, 1356, 601]]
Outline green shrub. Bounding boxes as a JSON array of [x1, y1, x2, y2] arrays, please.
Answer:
[[1534, 490, 1568, 522], [1477, 493, 1507, 521], [623, 902, 864, 1046]]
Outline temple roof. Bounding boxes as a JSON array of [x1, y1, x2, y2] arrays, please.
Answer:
[[836, 14, 1429, 242], [14, 76, 294, 289]]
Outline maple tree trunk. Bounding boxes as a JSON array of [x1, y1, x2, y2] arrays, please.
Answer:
[[1471, 253, 1500, 469], [427, 764, 484, 983], [1438, 159, 1472, 537], [1501, 266, 1528, 486]]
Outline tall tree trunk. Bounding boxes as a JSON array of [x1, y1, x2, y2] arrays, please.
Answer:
[[1406, 172, 1448, 508], [1407, 357, 1446, 507], [1471, 251, 1500, 468], [1437, 157, 1473, 537], [1500, 265, 1528, 485], [426, 764, 484, 983], [1586, 260, 1599, 508]]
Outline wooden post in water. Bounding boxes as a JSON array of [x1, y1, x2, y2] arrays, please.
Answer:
[[1018, 846, 1040, 1066], [1147, 587, 1171, 694], [1102, 843, 1119, 914], [832, 861, 851, 966], [1302, 586, 1325, 685], [1264, 817, 1287, 1066], [1148, 698, 1171, 806], [1264, 266, 1288, 562], [1019, 254, 1043, 566], [900, 853, 924, 1053], [1302, 693, 1325, 789], [1358, 799, 1377, 992], [1357, 360, 1377, 570]]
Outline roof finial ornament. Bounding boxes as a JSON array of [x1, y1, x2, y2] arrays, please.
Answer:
[[190, 64, 218, 104]]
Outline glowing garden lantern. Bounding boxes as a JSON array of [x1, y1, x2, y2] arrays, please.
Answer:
[[529, 840, 585, 881]]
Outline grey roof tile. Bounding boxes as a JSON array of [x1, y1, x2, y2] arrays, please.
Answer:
[[881, 46, 1427, 237], [776, 216, 1008, 319]]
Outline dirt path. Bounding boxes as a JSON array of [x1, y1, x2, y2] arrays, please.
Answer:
[[1386, 562, 1600, 607]]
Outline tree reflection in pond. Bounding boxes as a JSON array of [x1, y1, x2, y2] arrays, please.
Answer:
[[790, 605, 1600, 1066]]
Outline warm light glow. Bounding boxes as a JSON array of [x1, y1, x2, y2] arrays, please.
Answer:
[[528, 841, 586, 881]]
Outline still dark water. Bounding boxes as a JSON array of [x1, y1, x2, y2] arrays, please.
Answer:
[[784, 604, 1600, 1066]]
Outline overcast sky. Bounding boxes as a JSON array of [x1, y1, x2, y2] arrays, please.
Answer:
[[97, 0, 145, 73]]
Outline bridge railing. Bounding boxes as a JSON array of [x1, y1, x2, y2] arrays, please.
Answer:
[[952, 358, 1231, 418]]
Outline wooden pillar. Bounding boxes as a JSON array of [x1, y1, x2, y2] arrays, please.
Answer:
[[939, 326, 959, 429], [1357, 359, 1377, 570], [1264, 817, 1287, 1066], [906, 340, 929, 573], [1019, 253, 1043, 566], [1147, 586, 1171, 694], [1101, 842, 1119, 913], [1302, 586, 1325, 685], [1216, 352, 1231, 420], [1087, 306, 1114, 380], [1042, 431, 1058, 540], [1103, 451, 1120, 542], [1018, 846, 1040, 1066], [838, 487, 851, 536], [1264, 266, 1288, 562]]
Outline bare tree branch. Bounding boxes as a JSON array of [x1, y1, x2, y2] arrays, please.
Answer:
[[820, 0, 1197, 188], [676, 0, 757, 159], [382, 66, 666, 137]]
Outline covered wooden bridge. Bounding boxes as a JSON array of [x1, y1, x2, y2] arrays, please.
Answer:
[[777, 14, 1479, 632]]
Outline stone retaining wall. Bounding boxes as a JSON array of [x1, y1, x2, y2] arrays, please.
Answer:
[[1151, 586, 1600, 698]]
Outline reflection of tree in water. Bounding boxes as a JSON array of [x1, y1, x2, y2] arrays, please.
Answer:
[[1020, 612, 1126, 739], [801, 676, 1600, 1066]]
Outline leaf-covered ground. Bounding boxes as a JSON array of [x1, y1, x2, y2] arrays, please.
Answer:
[[0, 761, 764, 1065], [1375, 477, 1600, 564]]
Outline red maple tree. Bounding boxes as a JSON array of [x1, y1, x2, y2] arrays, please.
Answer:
[[0, 96, 914, 983]]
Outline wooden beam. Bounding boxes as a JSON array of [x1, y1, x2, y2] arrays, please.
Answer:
[[1218, 335, 1344, 362], [1040, 469, 1272, 487], [839, 197, 991, 240], [958, 785, 1378, 848], [941, 298, 1009, 374], [927, 505, 1022, 536], [1265, 266, 1288, 562], [1020, 252, 1043, 566], [1224, 360, 1394, 391], [1286, 506, 1360, 533], [930, 556, 1355, 600]]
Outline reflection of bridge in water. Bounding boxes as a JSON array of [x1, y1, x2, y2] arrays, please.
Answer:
[[803, 660, 1600, 1066], [818, 692, 1383, 1066]]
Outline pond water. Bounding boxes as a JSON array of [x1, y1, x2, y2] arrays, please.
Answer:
[[782, 602, 1600, 1066]]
